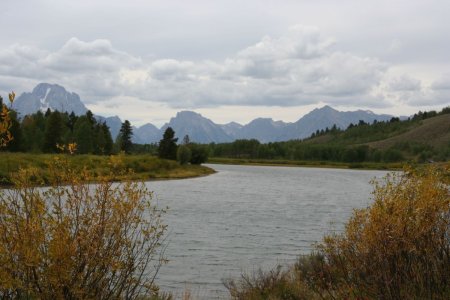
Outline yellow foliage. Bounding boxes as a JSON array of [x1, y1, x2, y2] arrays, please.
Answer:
[[0, 92, 15, 147], [0, 157, 167, 299], [305, 165, 450, 299]]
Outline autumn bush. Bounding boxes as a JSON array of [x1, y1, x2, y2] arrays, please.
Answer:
[[0, 156, 168, 299], [227, 165, 450, 299]]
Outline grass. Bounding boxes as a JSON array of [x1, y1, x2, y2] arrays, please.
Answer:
[[208, 157, 405, 170], [0, 152, 215, 186], [368, 114, 450, 150]]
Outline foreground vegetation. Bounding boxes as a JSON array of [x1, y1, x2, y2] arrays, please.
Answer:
[[226, 164, 450, 299], [0, 156, 170, 299], [0, 152, 214, 186]]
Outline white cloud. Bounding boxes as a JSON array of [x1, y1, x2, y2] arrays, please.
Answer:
[[0, 26, 448, 119], [237, 25, 334, 61]]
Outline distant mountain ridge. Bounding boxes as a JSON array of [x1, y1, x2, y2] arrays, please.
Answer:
[[13, 83, 397, 144], [13, 83, 88, 116]]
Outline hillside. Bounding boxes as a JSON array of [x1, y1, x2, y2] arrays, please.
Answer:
[[368, 114, 450, 149], [208, 108, 450, 164]]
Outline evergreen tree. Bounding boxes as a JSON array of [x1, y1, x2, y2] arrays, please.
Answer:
[[67, 112, 77, 133], [182, 134, 190, 145], [74, 117, 94, 154], [43, 111, 63, 153], [21, 115, 42, 152], [102, 122, 113, 155], [86, 110, 95, 126], [158, 127, 178, 160], [119, 120, 133, 154]]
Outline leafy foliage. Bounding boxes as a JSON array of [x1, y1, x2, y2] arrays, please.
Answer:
[[0, 93, 14, 147], [177, 145, 191, 165], [188, 143, 209, 165], [0, 157, 168, 299]]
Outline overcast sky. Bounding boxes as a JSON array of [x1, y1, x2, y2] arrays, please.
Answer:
[[1, 0, 449, 126]]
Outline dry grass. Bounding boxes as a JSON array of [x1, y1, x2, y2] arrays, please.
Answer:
[[0, 153, 215, 186]]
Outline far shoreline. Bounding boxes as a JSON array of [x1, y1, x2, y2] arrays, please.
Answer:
[[207, 157, 407, 171]]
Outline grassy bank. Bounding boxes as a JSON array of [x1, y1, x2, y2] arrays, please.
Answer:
[[208, 157, 405, 170], [0, 152, 215, 186]]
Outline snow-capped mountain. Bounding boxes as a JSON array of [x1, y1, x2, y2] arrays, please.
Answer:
[[13, 83, 88, 116]]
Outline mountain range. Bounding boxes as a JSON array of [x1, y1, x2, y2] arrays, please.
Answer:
[[13, 83, 397, 144]]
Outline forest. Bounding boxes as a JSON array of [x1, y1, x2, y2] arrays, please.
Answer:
[[207, 107, 450, 164]]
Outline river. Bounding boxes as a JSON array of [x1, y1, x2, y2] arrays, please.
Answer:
[[147, 164, 388, 299]]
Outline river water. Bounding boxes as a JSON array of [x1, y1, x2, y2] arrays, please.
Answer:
[[147, 164, 388, 299]]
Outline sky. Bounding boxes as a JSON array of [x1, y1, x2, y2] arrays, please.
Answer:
[[0, 0, 449, 127]]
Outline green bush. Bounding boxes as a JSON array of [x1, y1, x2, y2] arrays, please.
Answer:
[[189, 144, 209, 165], [177, 145, 191, 165]]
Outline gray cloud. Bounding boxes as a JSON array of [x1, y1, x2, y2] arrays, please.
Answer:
[[0, 24, 447, 117]]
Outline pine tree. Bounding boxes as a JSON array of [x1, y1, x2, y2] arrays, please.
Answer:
[[158, 127, 178, 160], [43, 111, 63, 153], [119, 120, 133, 154], [74, 117, 94, 154], [102, 122, 113, 155], [67, 112, 77, 133]]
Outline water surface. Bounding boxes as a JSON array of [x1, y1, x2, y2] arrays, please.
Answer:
[[148, 164, 388, 298]]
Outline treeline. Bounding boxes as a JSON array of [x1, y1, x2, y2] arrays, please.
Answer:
[[209, 140, 406, 163], [208, 107, 450, 163], [1, 100, 114, 154]]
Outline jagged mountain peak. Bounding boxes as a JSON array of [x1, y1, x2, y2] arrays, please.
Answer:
[[11, 83, 400, 144], [314, 105, 338, 112], [162, 110, 232, 143], [13, 83, 88, 116]]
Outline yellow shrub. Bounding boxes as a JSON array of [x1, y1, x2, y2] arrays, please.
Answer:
[[0, 157, 167, 299], [307, 165, 450, 299]]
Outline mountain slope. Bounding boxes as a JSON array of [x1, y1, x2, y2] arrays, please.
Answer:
[[368, 114, 450, 150], [236, 118, 289, 142], [133, 123, 160, 144], [219, 122, 243, 139], [160, 111, 232, 143], [284, 105, 393, 140], [13, 83, 88, 116]]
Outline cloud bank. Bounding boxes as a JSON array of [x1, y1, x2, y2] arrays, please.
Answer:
[[0, 26, 448, 115]]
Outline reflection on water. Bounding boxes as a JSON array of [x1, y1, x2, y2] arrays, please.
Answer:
[[147, 164, 388, 299]]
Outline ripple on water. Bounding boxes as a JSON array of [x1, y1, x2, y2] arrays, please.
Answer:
[[149, 164, 388, 299]]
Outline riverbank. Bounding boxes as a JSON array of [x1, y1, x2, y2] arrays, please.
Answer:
[[0, 153, 215, 186], [208, 157, 405, 170]]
